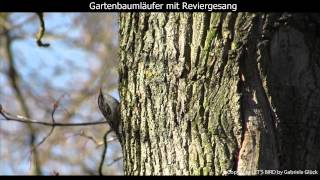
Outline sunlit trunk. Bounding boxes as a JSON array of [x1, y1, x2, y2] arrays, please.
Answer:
[[119, 12, 320, 175]]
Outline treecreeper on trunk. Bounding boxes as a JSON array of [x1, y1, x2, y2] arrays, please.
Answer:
[[98, 88, 122, 145]]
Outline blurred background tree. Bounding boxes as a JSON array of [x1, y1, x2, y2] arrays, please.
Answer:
[[0, 13, 122, 175]]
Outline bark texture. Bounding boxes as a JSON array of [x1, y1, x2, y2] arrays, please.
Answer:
[[119, 12, 320, 175]]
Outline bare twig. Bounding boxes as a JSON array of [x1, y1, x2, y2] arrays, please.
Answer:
[[107, 156, 123, 166], [33, 99, 59, 148], [36, 12, 50, 47], [0, 105, 107, 127], [98, 129, 112, 176], [73, 130, 100, 146]]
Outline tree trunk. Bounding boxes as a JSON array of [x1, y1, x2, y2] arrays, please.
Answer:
[[119, 12, 320, 175]]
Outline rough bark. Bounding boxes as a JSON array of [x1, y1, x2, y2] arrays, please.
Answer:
[[119, 12, 320, 175]]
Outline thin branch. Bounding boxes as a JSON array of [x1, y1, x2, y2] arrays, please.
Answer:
[[98, 129, 112, 176], [33, 101, 58, 148], [73, 130, 100, 146], [107, 156, 123, 166], [36, 12, 50, 47], [0, 105, 107, 127]]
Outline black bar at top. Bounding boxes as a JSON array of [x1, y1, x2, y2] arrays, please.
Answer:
[[0, 0, 319, 12]]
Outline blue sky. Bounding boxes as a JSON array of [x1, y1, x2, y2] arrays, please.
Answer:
[[0, 13, 121, 175]]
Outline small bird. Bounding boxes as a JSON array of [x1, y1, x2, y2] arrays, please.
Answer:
[[98, 88, 122, 144]]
